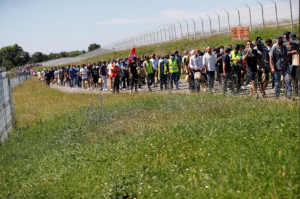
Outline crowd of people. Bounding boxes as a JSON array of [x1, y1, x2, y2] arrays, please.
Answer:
[[37, 31, 299, 100]]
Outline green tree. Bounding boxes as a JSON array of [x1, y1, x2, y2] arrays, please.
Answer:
[[88, 43, 101, 52], [0, 44, 30, 68], [31, 52, 47, 63]]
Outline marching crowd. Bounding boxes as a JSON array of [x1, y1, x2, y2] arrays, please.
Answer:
[[37, 31, 299, 100]]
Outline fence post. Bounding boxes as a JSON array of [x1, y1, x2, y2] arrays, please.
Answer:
[[199, 17, 204, 38], [257, 1, 264, 28], [245, 4, 252, 31], [184, 20, 189, 38], [235, 7, 241, 26], [164, 26, 167, 42], [224, 10, 230, 34], [191, 19, 196, 40], [207, 15, 212, 37], [179, 22, 183, 39], [173, 24, 176, 39], [156, 29, 159, 44], [270, 0, 278, 27], [215, 13, 221, 35], [289, 0, 293, 28]]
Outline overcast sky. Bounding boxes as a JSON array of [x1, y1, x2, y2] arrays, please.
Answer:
[[0, 0, 298, 54]]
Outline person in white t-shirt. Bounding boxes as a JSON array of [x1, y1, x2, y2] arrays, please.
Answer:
[[203, 46, 217, 92], [80, 64, 88, 89], [150, 54, 158, 87], [189, 49, 203, 92]]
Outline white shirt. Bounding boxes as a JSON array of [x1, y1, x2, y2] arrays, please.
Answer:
[[80, 67, 88, 79], [150, 58, 158, 70], [203, 53, 216, 72], [189, 55, 203, 70], [107, 64, 112, 76]]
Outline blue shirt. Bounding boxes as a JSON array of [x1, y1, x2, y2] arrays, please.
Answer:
[[69, 68, 77, 78]]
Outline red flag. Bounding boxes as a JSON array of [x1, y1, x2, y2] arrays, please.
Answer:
[[128, 47, 137, 63]]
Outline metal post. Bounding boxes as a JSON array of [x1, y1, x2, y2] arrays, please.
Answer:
[[173, 24, 176, 39], [191, 18, 196, 40], [179, 22, 183, 39], [168, 26, 171, 41], [159, 27, 163, 43], [215, 13, 221, 35], [224, 10, 230, 34], [245, 4, 252, 31], [289, 0, 293, 28], [184, 20, 189, 38], [235, 7, 241, 26], [164, 26, 167, 42], [199, 17, 204, 38], [153, 31, 156, 44], [170, 24, 174, 40], [156, 29, 159, 44], [270, 0, 278, 27], [207, 15, 212, 37], [257, 1, 264, 27]]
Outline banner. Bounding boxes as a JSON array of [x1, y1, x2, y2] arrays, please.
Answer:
[[231, 27, 250, 41], [128, 47, 137, 63]]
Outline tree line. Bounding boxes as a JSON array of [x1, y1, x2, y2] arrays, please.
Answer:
[[0, 43, 101, 70]]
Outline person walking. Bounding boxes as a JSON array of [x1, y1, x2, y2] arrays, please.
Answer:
[[229, 44, 243, 93], [203, 46, 217, 92], [100, 61, 108, 91], [222, 48, 233, 95], [111, 61, 120, 93], [243, 40, 261, 98], [158, 55, 169, 91], [270, 35, 291, 100], [143, 56, 154, 91], [128, 56, 139, 92], [168, 53, 180, 90], [150, 54, 158, 87], [190, 49, 203, 92]]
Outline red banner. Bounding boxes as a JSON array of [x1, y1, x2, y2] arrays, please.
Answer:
[[128, 47, 137, 63]]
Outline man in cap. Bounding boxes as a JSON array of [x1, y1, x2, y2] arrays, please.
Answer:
[[158, 55, 169, 91], [270, 35, 291, 100]]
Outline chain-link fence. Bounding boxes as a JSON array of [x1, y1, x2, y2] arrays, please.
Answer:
[[41, 0, 299, 67], [0, 72, 31, 142]]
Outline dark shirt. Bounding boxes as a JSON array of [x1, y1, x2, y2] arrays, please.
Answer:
[[91, 68, 99, 78], [100, 65, 107, 76], [222, 54, 231, 73], [69, 68, 77, 78], [246, 49, 258, 72], [129, 62, 138, 76], [216, 53, 223, 73]]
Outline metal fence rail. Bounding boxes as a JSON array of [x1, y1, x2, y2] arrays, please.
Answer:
[[41, 0, 299, 67], [0, 72, 31, 142]]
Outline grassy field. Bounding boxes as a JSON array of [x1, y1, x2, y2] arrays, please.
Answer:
[[0, 78, 299, 198], [35, 25, 299, 71]]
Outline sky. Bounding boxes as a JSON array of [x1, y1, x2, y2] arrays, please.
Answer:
[[0, 0, 297, 55]]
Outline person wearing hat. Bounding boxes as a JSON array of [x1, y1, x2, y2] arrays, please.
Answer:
[[143, 56, 154, 91], [270, 35, 291, 100], [168, 53, 180, 90], [129, 56, 139, 92], [229, 44, 243, 93]]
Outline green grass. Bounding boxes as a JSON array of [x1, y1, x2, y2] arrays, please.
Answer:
[[36, 26, 299, 70], [1, 82, 299, 198]]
